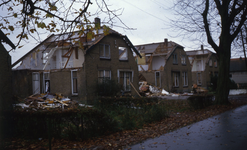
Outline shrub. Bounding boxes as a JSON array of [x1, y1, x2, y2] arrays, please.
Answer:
[[96, 79, 122, 97], [187, 95, 214, 110]]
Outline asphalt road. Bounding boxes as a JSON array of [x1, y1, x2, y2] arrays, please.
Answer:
[[127, 96, 247, 150]]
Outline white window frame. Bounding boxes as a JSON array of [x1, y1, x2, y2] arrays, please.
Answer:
[[117, 69, 134, 91], [155, 71, 161, 87], [182, 71, 188, 86], [181, 55, 186, 65], [42, 52, 49, 64], [119, 47, 128, 60], [98, 70, 111, 83], [32, 72, 40, 94], [173, 53, 178, 64], [43, 72, 50, 93], [99, 44, 110, 59], [173, 72, 179, 87], [71, 69, 78, 95], [209, 59, 212, 66]]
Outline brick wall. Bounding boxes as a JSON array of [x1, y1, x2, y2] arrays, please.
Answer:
[[84, 34, 140, 102]]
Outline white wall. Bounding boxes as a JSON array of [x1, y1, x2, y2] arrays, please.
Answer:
[[152, 56, 166, 70]]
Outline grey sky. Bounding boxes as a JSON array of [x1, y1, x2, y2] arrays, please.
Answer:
[[6, 0, 214, 64]]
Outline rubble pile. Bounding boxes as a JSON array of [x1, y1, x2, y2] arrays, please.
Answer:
[[13, 93, 78, 110], [139, 81, 170, 96]]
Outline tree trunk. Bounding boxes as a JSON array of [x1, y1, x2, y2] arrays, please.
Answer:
[[215, 45, 231, 105]]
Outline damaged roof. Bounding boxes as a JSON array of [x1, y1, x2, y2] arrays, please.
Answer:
[[135, 39, 183, 56], [12, 27, 141, 68]]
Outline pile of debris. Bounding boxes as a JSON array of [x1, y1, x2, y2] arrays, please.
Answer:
[[139, 81, 170, 97], [13, 93, 78, 111], [192, 84, 208, 94]]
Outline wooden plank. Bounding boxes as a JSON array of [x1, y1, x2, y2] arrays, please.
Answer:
[[130, 82, 142, 97]]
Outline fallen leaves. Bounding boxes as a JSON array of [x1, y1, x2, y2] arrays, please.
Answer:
[[3, 98, 247, 150]]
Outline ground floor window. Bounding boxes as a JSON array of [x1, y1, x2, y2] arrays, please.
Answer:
[[71, 70, 78, 95], [197, 72, 202, 85], [182, 71, 188, 86], [155, 71, 161, 87], [118, 70, 133, 91], [98, 70, 111, 83], [43, 72, 50, 93], [172, 72, 180, 87], [32, 72, 40, 94]]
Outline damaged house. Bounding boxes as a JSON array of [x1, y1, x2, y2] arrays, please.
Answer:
[[230, 57, 247, 88], [12, 18, 141, 103], [136, 38, 192, 93], [186, 45, 219, 89]]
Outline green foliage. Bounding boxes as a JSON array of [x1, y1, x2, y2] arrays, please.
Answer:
[[96, 79, 122, 97], [94, 97, 168, 130], [187, 95, 214, 110]]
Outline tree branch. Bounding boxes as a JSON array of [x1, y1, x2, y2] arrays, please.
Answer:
[[203, 0, 219, 52]]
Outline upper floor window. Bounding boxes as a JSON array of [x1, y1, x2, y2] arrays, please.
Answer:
[[173, 53, 178, 64], [119, 47, 128, 60], [99, 44, 110, 59], [209, 59, 212, 66], [43, 52, 49, 64], [181, 55, 186, 65], [214, 60, 217, 67]]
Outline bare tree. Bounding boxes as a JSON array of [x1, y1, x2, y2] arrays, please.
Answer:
[[0, 0, 127, 50], [233, 24, 247, 69], [172, 0, 247, 104]]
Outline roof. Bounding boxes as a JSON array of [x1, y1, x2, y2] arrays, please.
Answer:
[[12, 27, 141, 68], [12, 34, 54, 68], [135, 40, 183, 55], [186, 49, 212, 56], [0, 29, 16, 49], [85, 32, 141, 58], [230, 58, 247, 72]]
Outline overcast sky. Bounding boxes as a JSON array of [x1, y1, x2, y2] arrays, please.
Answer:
[[7, 0, 214, 64]]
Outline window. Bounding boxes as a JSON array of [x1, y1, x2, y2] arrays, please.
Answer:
[[99, 44, 110, 59], [43, 52, 49, 63], [119, 71, 133, 91], [71, 70, 78, 95], [214, 60, 217, 67], [32, 72, 40, 94], [98, 70, 111, 83], [209, 59, 212, 66], [173, 53, 178, 64], [181, 55, 186, 65], [182, 72, 188, 86], [155, 71, 161, 87], [119, 47, 128, 60], [43, 72, 50, 93], [197, 72, 202, 85], [172, 72, 179, 87]]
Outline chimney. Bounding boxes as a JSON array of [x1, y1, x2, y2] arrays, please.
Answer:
[[94, 17, 101, 28], [201, 45, 204, 50], [164, 38, 168, 47]]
